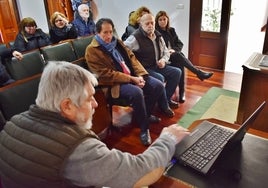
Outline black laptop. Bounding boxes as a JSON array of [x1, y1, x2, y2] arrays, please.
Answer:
[[259, 54, 268, 67], [174, 101, 266, 175]]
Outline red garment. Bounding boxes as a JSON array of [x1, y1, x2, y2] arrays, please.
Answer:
[[120, 61, 130, 75]]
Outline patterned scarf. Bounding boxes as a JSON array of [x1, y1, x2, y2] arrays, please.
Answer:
[[95, 35, 130, 74]]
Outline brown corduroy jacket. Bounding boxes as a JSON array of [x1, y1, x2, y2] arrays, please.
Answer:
[[85, 38, 148, 98]]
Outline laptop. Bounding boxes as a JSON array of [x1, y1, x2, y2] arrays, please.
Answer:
[[259, 54, 268, 67], [174, 101, 266, 175]]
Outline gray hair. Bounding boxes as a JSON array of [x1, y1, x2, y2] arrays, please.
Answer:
[[36, 61, 98, 112], [78, 3, 89, 13]]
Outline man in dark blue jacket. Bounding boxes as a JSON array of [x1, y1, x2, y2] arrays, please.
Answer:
[[72, 4, 96, 37]]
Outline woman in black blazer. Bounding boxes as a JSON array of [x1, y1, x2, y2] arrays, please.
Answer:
[[155, 10, 213, 103]]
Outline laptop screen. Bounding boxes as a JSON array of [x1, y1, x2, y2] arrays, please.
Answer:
[[227, 101, 266, 146]]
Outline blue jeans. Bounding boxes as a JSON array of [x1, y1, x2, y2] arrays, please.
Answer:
[[119, 76, 164, 132], [147, 65, 181, 103]]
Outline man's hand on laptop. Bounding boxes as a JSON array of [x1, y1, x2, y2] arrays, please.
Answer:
[[161, 124, 190, 144]]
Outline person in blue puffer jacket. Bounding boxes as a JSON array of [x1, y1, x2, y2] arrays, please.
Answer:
[[13, 17, 51, 52], [71, 0, 98, 20], [72, 4, 96, 37]]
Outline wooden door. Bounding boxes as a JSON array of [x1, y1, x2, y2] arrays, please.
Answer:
[[0, 0, 18, 43], [189, 0, 232, 70], [262, 17, 268, 54], [44, 0, 74, 24]]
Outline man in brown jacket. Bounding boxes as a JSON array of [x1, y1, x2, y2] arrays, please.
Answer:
[[85, 18, 174, 146]]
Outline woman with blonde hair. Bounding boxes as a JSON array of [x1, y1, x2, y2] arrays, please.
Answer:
[[155, 10, 213, 103], [121, 6, 151, 41], [14, 17, 51, 52], [49, 12, 77, 44]]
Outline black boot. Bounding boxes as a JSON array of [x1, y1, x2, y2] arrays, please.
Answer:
[[179, 92, 186, 103], [196, 70, 213, 81], [178, 88, 185, 103]]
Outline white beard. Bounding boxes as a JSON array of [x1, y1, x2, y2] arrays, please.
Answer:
[[75, 109, 95, 130], [80, 12, 89, 20]]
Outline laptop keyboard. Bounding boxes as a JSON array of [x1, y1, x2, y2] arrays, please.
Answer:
[[180, 126, 233, 170]]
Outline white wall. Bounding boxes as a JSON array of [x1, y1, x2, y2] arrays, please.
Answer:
[[96, 0, 190, 56], [16, 0, 49, 33], [225, 0, 267, 74], [14, 0, 268, 74], [14, 0, 189, 55]]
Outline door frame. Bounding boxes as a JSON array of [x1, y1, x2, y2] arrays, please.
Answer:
[[189, 0, 232, 70]]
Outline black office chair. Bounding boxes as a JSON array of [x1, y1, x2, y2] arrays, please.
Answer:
[[5, 49, 45, 80]]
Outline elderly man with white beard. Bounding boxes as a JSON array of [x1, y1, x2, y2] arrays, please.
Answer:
[[72, 3, 96, 36], [0, 61, 189, 188]]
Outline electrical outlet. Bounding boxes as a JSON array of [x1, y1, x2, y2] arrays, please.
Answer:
[[176, 4, 184, 9]]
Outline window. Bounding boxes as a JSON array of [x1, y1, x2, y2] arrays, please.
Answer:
[[201, 0, 222, 32]]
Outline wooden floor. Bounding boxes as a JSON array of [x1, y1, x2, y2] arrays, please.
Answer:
[[103, 68, 243, 155]]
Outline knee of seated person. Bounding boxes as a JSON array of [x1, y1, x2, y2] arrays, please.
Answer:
[[170, 67, 182, 79], [153, 78, 166, 91], [147, 76, 163, 85], [131, 86, 144, 98], [153, 73, 165, 83], [146, 76, 165, 94]]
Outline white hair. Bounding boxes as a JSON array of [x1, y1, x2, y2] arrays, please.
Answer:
[[36, 61, 98, 112], [78, 3, 89, 13]]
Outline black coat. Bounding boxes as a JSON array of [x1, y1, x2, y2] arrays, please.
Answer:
[[156, 26, 184, 52], [14, 28, 51, 52], [49, 24, 78, 44]]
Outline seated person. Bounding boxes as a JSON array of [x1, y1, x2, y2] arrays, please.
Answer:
[[49, 11, 78, 44], [0, 48, 23, 86], [13, 17, 51, 52], [85, 18, 175, 146], [155, 10, 213, 103], [121, 10, 135, 41], [0, 61, 189, 187], [0, 47, 23, 63], [72, 4, 96, 37], [124, 13, 181, 110], [121, 6, 151, 41], [71, 0, 98, 20]]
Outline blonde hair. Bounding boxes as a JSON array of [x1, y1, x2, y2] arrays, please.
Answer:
[[50, 12, 68, 28], [129, 6, 151, 26]]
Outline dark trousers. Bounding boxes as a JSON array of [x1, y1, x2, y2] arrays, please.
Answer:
[[119, 76, 164, 132], [147, 65, 181, 103], [169, 51, 199, 96]]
